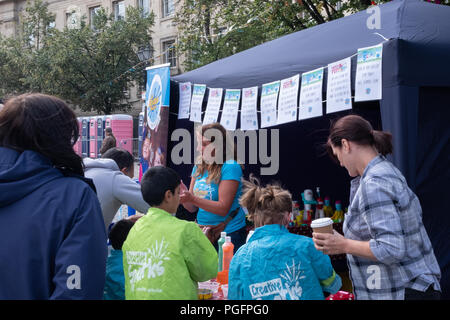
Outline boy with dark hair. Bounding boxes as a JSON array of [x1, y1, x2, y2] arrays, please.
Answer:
[[84, 147, 150, 231], [104, 219, 135, 300], [122, 166, 218, 300]]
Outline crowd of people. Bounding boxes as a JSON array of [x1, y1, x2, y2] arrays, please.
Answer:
[[0, 93, 441, 300]]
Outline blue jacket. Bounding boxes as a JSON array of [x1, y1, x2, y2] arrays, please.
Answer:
[[103, 250, 125, 300], [0, 147, 107, 299], [229, 224, 341, 300]]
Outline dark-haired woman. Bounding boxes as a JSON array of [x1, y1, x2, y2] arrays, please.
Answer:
[[0, 93, 107, 299], [312, 114, 441, 300]]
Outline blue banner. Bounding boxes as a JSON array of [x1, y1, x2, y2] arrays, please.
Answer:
[[139, 64, 170, 180]]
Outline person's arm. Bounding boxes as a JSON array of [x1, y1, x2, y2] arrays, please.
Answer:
[[50, 188, 107, 299], [307, 239, 342, 294], [180, 162, 242, 217], [313, 230, 377, 260], [313, 177, 406, 264], [182, 180, 239, 217], [112, 174, 151, 214], [182, 222, 218, 282], [180, 178, 198, 213]]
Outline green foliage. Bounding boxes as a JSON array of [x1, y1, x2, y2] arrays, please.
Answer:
[[0, 0, 154, 114], [176, 0, 391, 71]]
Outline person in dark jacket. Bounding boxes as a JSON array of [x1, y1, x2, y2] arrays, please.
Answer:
[[0, 93, 107, 299], [99, 127, 117, 155]]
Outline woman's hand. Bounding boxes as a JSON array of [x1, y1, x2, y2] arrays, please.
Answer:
[[179, 190, 195, 204], [312, 230, 348, 255]]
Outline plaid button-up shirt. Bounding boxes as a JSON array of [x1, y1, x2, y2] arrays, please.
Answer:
[[344, 155, 441, 300]]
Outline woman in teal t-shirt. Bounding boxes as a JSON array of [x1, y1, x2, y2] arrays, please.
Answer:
[[180, 123, 247, 253]]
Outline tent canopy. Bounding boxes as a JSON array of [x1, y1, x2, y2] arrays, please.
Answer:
[[169, 0, 450, 298]]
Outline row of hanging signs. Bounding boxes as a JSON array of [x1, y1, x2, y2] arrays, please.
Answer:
[[177, 43, 383, 131]]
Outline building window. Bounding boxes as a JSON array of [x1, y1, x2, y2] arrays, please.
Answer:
[[113, 1, 125, 21], [138, 0, 150, 17], [89, 6, 101, 30], [162, 39, 176, 67], [66, 11, 78, 29], [162, 0, 174, 18]]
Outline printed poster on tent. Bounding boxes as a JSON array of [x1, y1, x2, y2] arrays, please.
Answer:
[[220, 89, 241, 130], [298, 67, 324, 120], [326, 57, 352, 113], [178, 82, 191, 119], [277, 74, 300, 125], [260, 81, 280, 128], [355, 44, 383, 102], [139, 63, 170, 181], [190, 84, 206, 123], [240, 86, 259, 130], [203, 88, 223, 125]]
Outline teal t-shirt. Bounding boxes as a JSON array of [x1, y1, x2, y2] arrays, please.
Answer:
[[191, 160, 246, 234]]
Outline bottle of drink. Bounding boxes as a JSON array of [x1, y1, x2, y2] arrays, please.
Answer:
[[217, 232, 227, 273], [315, 197, 324, 219], [323, 197, 333, 218], [332, 200, 344, 223], [222, 236, 234, 272]]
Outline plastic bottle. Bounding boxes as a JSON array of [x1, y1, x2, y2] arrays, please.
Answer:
[[222, 236, 234, 272], [323, 197, 333, 218], [315, 197, 324, 219], [332, 200, 344, 223], [217, 232, 227, 272]]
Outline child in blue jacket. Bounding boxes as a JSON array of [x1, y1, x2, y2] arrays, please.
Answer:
[[104, 219, 136, 300], [229, 176, 341, 300]]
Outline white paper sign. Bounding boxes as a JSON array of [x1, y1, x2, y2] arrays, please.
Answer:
[[326, 58, 352, 114], [178, 82, 191, 119], [240, 87, 259, 130], [189, 84, 206, 123], [355, 44, 383, 102], [298, 67, 324, 120], [203, 88, 223, 125], [260, 81, 280, 128], [277, 74, 300, 125], [220, 89, 241, 130]]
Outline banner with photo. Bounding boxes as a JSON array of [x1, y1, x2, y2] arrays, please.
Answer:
[[139, 63, 170, 181]]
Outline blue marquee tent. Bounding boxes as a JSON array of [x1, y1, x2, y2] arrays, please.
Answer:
[[169, 0, 450, 298]]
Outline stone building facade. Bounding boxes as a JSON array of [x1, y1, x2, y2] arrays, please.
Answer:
[[0, 0, 183, 118]]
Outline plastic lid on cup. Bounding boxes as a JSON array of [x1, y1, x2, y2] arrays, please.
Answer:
[[310, 218, 333, 228]]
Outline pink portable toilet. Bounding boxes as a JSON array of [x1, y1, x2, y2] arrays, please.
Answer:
[[73, 117, 82, 156], [108, 114, 133, 156], [89, 116, 98, 158]]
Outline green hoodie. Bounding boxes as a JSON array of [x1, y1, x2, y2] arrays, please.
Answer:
[[123, 207, 218, 300]]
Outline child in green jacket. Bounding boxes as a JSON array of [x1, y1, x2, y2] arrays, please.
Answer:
[[123, 166, 218, 299]]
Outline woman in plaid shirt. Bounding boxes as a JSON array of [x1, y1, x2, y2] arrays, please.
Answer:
[[312, 115, 441, 300]]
